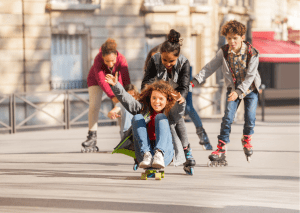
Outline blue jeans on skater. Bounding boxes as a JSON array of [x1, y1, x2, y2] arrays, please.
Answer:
[[185, 91, 203, 128], [132, 114, 174, 166], [218, 90, 258, 144]]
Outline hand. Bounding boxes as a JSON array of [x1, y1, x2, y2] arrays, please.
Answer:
[[227, 91, 238, 102], [105, 71, 118, 86], [108, 112, 121, 120], [112, 97, 119, 104], [172, 93, 185, 104]]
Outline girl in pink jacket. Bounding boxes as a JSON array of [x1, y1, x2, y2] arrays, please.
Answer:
[[81, 38, 131, 152]]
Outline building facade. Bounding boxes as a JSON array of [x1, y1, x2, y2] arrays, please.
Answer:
[[1, 0, 256, 120]]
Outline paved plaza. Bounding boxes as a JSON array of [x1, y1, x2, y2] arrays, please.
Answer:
[[0, 106, 299, 213]]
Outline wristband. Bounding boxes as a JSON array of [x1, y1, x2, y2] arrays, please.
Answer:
[[190, 81, 195, 88]]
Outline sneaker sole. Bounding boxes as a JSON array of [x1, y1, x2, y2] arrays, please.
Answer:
[[151, 162, 165, 169], [139, 163, 152, 169]]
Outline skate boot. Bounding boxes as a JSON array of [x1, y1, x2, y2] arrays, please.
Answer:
[[183, 145, 196, 175], [133, 158, 139, 171], [81, 131, 99, 153], [139, 151, 153, 169], [208, 140, 228, 167], [196, 127, 213, 150], [241, 135, 253, 162], [152, 150, 165, 169]]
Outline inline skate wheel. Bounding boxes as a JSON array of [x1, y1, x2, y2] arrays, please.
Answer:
[[247, 156, 251, 163], [81, 147, 86, 153], [133, 164, 139, 171], [207, 161, 212, 167], [93, 146, 99, 152], [184, 166, 194, 175]]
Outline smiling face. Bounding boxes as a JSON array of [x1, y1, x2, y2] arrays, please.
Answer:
[[150, 90, 167, 113], [225, 33, 245, 53], [161, 52, 178, 70], [103, 53, 117, 69]]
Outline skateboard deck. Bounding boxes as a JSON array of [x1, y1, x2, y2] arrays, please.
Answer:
[[141, 169, 164, 180]]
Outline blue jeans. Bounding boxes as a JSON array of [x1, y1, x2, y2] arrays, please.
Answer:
[[118, 105, 134, 138], [132, 114, 174, 166], [218, 90, 258, 144], [185, 91, 203, 128]]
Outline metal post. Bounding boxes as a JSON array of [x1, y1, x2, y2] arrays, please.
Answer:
[[12, 94, 16, 133], [9, 95, 13, 134], [261, 84, 266, 122], [66, 91, 70, 129]]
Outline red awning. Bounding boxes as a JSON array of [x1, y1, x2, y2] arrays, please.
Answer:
[[252, 31, 300, 63]]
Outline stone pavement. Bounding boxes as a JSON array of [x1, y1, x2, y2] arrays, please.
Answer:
[[0, 106, 299, 213]]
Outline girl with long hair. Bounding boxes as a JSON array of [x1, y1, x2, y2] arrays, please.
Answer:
[[106, 73, 186, 169]]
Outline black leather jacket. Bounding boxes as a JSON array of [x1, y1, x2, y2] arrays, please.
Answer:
[[141, 52, 190, 99]]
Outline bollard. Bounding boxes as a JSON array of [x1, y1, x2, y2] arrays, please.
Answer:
[[261, 84, 266, 122]]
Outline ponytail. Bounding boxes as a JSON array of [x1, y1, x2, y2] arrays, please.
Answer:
[[160, 29, 182, 57]]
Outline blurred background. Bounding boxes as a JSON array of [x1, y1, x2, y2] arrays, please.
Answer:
[[0, 0, 299, 133]]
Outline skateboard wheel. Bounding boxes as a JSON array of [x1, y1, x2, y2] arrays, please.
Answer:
[[141, 173, 147, 180], [155, 173, 161, 180]]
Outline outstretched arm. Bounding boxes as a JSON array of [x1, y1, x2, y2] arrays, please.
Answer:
[[105, 72, 142, 115], [191, 49, 223, 86]]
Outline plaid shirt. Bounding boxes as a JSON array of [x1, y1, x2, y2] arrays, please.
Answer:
[[227, 42, 256, 94]]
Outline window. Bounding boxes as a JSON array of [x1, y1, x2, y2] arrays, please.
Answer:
[[51, 34, 88, 90]]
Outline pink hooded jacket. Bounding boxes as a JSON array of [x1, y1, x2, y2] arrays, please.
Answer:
[[87, 50, 131, 99]]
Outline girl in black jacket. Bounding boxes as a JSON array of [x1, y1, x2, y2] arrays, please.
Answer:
[[141, 29, 196, 175]]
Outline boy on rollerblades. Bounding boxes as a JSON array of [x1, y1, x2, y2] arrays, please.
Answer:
[[191, 20, 261, 166]]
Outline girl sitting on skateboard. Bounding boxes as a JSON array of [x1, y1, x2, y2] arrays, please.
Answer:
[[106, 73, 186, 169]]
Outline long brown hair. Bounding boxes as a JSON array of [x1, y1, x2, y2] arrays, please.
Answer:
[[138, 80, 180, 116]]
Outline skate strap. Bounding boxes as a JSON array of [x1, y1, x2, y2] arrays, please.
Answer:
[[242, 136, 252, 148], [212, 140, 226, 155]]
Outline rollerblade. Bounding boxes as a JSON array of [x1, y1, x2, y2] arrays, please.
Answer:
[[242, 135, 253, 162], [81, 131, 99, 153], [183, 145, 196, 175], [196, 127, 213, 150], [133, 158, 139, 171], [207, 140, 228, 167]]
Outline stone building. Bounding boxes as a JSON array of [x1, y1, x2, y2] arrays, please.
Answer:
[[0, 0, 257, 132]]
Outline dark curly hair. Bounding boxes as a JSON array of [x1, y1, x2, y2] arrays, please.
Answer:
[[101, 38, 117, 56], [221, 20, 246, 37], [138, 80, 180, 116], [160, 29, 182, 57]]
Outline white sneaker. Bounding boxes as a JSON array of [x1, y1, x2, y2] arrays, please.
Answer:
[[139, 152, 152, 168], [152, 150, 165, 169]]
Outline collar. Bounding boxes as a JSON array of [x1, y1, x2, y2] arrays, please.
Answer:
[[228, 42, 247, 56]]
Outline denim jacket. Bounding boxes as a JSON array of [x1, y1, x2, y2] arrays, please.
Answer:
[[192, 48, 261, 99], [111, 82, 186, 166]]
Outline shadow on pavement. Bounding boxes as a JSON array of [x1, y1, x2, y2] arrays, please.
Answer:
[[233, 175, 300, 181], [0, 197, 298, 213]]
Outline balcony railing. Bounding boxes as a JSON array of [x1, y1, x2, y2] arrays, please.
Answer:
[[51, 80, 88, 90], [192, 0, 209, 4], [49, 0, 93, 4], [144, 0, 176, 6]]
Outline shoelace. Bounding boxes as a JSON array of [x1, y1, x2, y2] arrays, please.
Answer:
[[212, 140, 226, 155], [243, 136, 253, 149]]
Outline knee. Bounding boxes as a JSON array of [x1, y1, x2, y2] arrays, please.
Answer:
[[185, 105, 191, 114], [155, 113, 167, 122], [132, 114, 144, 123]]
